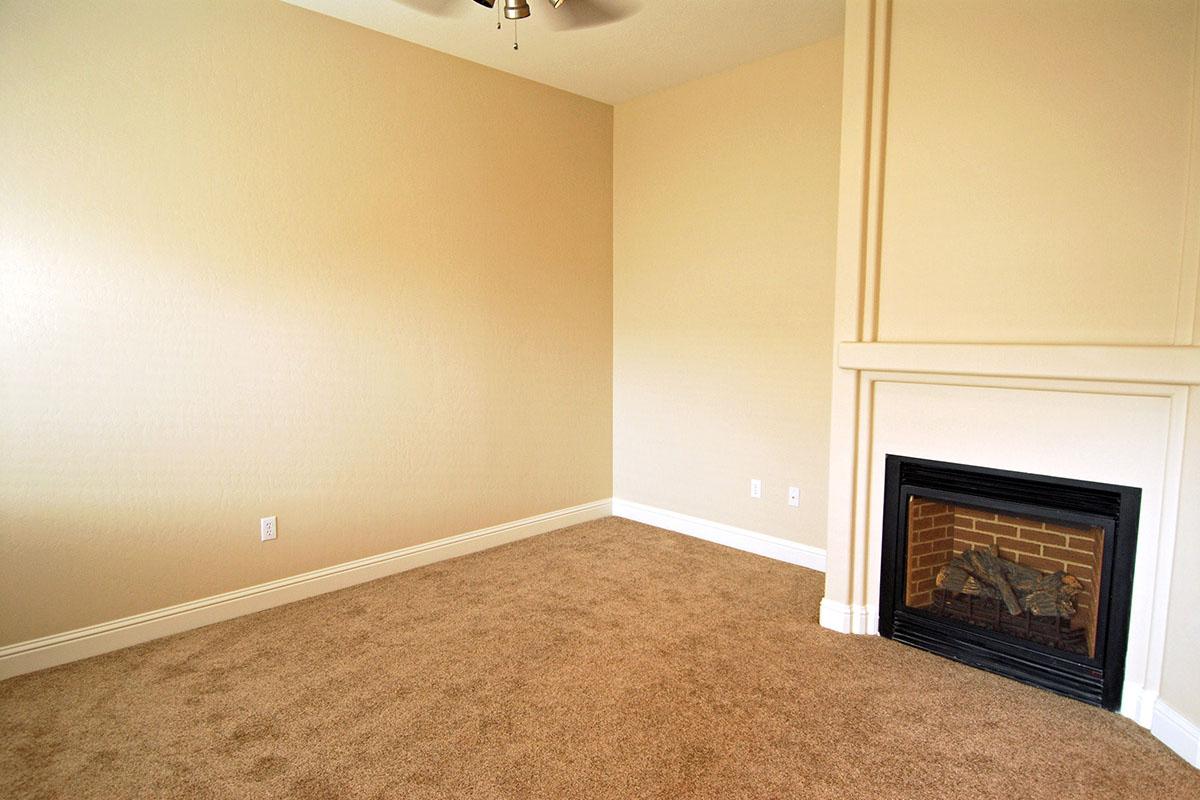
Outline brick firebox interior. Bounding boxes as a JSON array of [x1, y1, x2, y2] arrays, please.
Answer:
[[905, 498, 1105, 655]]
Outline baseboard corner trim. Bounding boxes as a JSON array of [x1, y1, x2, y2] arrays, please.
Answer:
[[611, 498, 826, 572], [1120, 683, 1159, 729], [819, 598, 853, 633], [1151, 698, 1200, 768], [818, 597, 875, 635], [0, 498, 612, 682]]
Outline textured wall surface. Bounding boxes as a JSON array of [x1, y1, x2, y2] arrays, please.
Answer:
[[613, 40, 844, 548], [877, 0, 1195, 345], [0, 0, 613, 645]]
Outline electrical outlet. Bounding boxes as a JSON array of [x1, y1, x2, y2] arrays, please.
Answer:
[[750, 479, 762, 499], [788, 487, 801, 507], [260, 516, 277, 542]]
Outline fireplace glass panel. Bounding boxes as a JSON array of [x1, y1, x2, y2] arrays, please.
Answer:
[[903, 496, 1104, 659]]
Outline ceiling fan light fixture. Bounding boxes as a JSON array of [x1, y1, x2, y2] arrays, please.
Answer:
[[504, 0, 531, 19]]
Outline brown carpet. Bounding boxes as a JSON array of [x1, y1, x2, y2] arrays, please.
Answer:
[[1, 517, 1196, 799]]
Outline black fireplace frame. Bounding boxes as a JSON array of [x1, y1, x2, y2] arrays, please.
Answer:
[[879, 455, 1140, 710]]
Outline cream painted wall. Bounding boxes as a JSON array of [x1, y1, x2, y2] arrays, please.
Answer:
[[0, 0, 613, 646], [877, 0, 1195, 345], [613, 39, 844, 548]]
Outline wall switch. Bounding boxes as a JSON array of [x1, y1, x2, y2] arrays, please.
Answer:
[[788, 487, 801, 507], [750, 479, 762, 499], [260, 516, 277, 542]]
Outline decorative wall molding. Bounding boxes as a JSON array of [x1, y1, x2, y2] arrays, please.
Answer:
[[1152, 698, 1200, 769], [822, 0, 891, 639], [823, 0, 1200, 766], [1178, 0, 1200, 345], [0, 499, 612, 681], [611, 499, 827, 573], [839, 342, 1200, 385]]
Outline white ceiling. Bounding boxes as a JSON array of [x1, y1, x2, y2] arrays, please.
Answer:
[[282, 0, 845, 105]]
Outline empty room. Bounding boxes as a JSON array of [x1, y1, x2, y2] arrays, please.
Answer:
[[3, 0, 1200, 796]]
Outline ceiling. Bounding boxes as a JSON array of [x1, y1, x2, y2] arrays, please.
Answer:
[[281, 0, 845, 105]]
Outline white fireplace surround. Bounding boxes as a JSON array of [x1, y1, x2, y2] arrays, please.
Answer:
[[817, 348, 1200, 769], [818, 360, 1187, 730]]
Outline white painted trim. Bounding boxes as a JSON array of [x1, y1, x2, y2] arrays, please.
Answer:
[[818, 598, 851, 632], [818, 597, 875, 634], [1124, 682, 1161, 730], [0, 499, 612, 681], [838, 342, 1200, 385], [611, 499, 827, 573], [822, 0, 882, 623], [1152, 699, 1200, 768]]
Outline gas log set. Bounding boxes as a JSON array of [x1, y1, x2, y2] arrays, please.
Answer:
[[931, 545, 1088, 654]]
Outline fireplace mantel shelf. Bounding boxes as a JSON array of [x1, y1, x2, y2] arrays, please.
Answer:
[[838, 342, 1200, 386]]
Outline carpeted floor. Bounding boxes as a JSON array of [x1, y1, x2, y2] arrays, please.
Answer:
[[1, 517, 1196, 799]]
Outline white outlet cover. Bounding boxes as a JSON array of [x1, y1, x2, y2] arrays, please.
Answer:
[[260, 515, 277, 542], [750, 479, 762, 499], [788, 487, 801, 507]]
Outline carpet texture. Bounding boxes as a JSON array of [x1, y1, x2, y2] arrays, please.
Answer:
[[1, 517, 1196, 799]]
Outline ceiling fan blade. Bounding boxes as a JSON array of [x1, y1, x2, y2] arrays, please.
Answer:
[[543, 0, 638, 31]]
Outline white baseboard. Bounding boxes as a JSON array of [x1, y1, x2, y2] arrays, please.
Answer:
[[611, 498, 826, 572], [818, 598, 853, 632], [0, 498, 612, 681], [1152, 698, 1200, 768], [8, 496, 1195, 772], [1121, 682, 1159, 728], [818, 598, 874, 634]]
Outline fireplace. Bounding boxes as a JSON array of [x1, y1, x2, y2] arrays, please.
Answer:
[[879, 455, 1140, 710]]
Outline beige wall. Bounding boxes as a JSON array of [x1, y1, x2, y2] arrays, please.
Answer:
[[0, 0, 613, 646], [878, 0, 1195, 345], [613, 40, 844, 548]]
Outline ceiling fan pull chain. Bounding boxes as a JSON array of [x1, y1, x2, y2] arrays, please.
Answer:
[[513, 19, 519, 50], [497, 1, 501, 30]]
